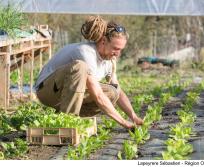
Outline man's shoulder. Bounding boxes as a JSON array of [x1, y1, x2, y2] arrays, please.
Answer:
[[79, 42, 96, 51], [77, 42, 97, 58]]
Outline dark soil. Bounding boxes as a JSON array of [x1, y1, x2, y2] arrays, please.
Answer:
[[25, 145, 60, 160]]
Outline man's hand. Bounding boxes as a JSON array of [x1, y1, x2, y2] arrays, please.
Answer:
[[116, 89, 144, 126], [125, 121, 136, 129], [133, 116, 144, 125]]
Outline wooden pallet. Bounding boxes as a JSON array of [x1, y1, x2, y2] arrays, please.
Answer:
[[26, 117, 97, 146]]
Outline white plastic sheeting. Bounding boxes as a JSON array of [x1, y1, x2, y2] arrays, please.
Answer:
[[1, 0, 204, 15]]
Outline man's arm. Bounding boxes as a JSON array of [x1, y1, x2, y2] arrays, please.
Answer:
[[86, 75, 134, 129], [109, 73, 143, 125], [117, 89, 144, 125]]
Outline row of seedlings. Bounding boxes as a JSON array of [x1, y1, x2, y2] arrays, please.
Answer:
[[117, 76, 192, 159], [161, 81, 204, 160]]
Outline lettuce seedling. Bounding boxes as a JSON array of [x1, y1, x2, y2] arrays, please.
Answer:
[[177, 110, 196, 125], [122, 140, 138, 160], [164, 138, 193, 158], [0, 151, 4, 160], [129, 126, 150, 144], [170, 123, 192, 140], [146, 104, 162, 122], [117, 151, 123, 160], [159, 93, 171, 106], [182, 92, 199, 112], [162, 151, 186, 160], [143, 113, 153, 128]]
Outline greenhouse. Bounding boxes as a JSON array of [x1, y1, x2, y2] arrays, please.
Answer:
[[0, 0, 204, 161]]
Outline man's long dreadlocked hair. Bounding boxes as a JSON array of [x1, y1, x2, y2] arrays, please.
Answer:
[[81, 16, 128, 83], [81, 16, 107, 42], [81, 15, 129, 42]]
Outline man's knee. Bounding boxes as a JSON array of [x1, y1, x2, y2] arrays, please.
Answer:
[[100, 84, 119, 104]]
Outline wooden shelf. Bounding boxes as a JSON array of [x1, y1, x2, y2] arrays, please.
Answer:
[[0, 29, 52, 110], [0, 52, 8, 55]]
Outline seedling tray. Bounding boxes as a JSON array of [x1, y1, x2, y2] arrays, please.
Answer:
[[26, 117, 97, 146]]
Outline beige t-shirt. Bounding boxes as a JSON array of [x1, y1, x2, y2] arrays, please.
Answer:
[[35, 42, 112, 90]]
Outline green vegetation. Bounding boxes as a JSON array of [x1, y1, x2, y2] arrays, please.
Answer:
[[0, 1, 27, 37], [67, 125, 110, 160], [0, 102, 94, 135], [1, 69, 204, 160], [129, 126, 150, 145], [118, 140, 138, 160], [161, 81, 204, 160], [162, 139, 193, 160], [10, 68, 40, 85], [117, 73, 193, 160], [0, 139, 28, 159], [32, 113, 94, 134], [0, 151, 4, 160]]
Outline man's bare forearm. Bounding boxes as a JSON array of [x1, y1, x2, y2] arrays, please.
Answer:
[[117, 89, 143, 125]]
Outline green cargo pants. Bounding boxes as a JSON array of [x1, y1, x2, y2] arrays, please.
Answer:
[[36, 60, 119, 117]]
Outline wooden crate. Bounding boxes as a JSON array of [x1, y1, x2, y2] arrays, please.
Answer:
[[26, 117, 97, 146]]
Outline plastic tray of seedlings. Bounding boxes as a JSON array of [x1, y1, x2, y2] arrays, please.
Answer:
[[26, 117, 97, 146]]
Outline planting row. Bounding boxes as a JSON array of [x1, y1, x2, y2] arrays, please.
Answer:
[[117, 78, 194, 159]]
